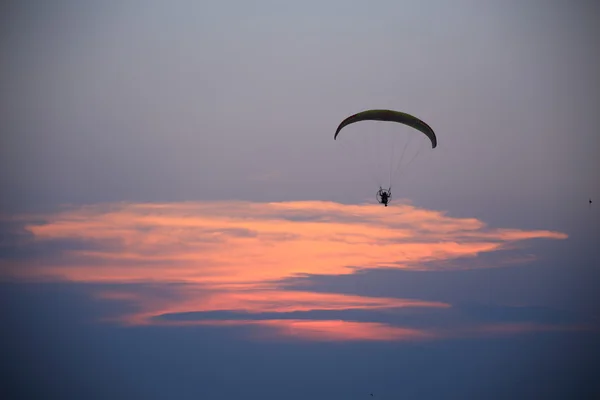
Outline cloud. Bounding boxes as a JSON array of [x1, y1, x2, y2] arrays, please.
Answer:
[[4, 200, 566, 279], [0, 200, 572, 341], [146, 300, 598, 342]]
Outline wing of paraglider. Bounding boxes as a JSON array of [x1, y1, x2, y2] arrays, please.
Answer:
[[334, 109, 437, 149]]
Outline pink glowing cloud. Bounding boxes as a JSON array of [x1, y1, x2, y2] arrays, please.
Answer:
[[9, 200, 566, 282], [0, 200, 571, 341]]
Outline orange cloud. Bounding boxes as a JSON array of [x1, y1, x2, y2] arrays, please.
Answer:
[[1, 200, 570, 341], [94, 285, 449, 327], [15, 201, 566, 283], [248, 320, 437, 342]]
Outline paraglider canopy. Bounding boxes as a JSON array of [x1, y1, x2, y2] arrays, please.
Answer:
[[334, 109, 437, 149]]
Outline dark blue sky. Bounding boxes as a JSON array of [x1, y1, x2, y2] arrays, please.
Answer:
[[1, 1, 599, 399]]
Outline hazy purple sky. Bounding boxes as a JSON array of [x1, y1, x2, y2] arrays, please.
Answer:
[[1, 1, 599, 399]]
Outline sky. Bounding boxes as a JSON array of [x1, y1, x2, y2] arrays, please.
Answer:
[[1, 0, 599, 399]]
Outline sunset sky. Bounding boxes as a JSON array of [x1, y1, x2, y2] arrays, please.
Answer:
[[1, 1, 599, 399]]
